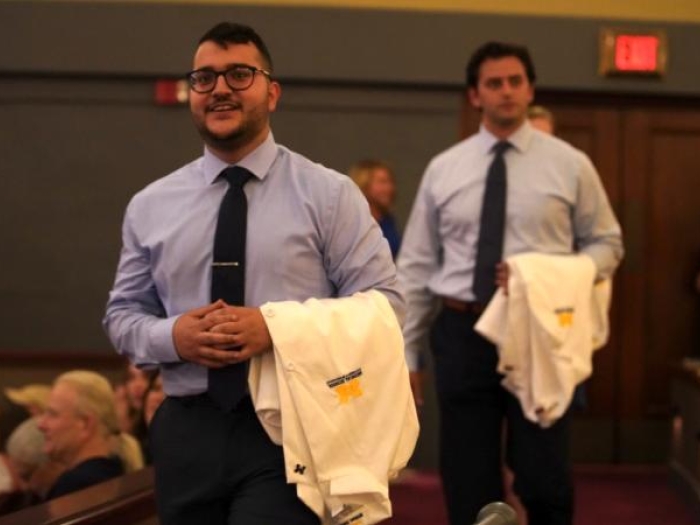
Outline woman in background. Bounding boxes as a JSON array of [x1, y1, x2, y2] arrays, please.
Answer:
[[349, 159, 401, 259]]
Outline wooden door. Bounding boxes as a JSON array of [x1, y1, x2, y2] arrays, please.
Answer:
[[621, 110, 700, 414], [548, 105, 623, 462]]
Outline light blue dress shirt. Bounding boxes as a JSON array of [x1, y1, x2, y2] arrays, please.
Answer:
[[104, 132, 402, 396], [398, 121, 624, 370]]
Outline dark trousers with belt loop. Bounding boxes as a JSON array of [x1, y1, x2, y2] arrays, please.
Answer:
[[149, 394, 320, 525], [430, 301, 574, 525]]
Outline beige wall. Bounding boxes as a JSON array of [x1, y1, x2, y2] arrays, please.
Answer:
[[61, 0, 700, 24]]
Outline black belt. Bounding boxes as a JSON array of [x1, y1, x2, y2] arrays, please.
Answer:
[[440, 297, 485, 315], [171, 392, 252, 411]]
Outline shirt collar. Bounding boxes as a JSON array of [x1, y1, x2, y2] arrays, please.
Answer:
[[476, 120, 535, 155], [202, 131, 278, 185]]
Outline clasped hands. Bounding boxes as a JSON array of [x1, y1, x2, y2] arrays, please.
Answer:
[[173, 300, 272, 368]]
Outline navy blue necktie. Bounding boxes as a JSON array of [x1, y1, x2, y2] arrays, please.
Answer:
[[473, 141, 511, 304], [208, 166, 252, 411]]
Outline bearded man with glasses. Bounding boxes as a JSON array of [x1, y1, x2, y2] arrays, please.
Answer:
[[104, 21, 409, 525]]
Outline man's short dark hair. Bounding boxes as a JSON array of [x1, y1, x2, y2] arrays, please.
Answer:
[[198, 22, 274, 72], [465, 41, 536, 89]]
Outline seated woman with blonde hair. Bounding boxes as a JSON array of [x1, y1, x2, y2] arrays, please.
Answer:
[[38, 370, 143, 500]]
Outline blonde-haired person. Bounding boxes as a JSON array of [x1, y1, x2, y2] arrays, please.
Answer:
[[38, 370, 143, 500], [349, 159, 401, 259], [4, 384, 51, 418], [527, 105, 555, 135], [0, 385, 50, 453]]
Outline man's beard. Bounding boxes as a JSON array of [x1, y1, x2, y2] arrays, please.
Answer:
[[194, 103, 267, 153], [197, 120, 253, 152]]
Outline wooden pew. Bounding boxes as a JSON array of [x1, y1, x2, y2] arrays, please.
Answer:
[[0, 466, 157, 525], [670, 362, 700, 522]]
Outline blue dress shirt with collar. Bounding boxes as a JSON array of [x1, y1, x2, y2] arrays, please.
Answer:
[[104, 132, 402, 396], [398, 121, 624, 371]]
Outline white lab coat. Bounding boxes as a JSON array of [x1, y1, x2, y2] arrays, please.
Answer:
[[249, 291, 419, 525], [475, 253, 611, 427]]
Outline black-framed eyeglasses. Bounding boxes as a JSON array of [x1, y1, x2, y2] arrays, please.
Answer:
[[186, 65, 271, 93]]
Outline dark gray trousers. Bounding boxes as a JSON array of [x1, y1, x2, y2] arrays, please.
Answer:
[[149, 394, 320, 525], [430, 307, 574, 525]]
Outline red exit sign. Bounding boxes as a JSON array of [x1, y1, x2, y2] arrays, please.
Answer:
[[615, 35, 659, 72], [600, 29, 667, 77]]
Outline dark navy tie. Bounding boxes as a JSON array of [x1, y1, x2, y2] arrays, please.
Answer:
[[473, 141, 511, 304], [208, 166, 252, 411]]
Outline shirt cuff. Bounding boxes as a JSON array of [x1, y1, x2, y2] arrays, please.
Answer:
[[148, 316, 181, 364]]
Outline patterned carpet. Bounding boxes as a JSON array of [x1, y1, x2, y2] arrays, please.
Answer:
[[386, 466, 699, 525]]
